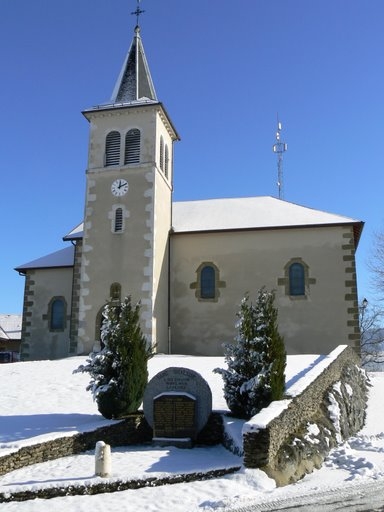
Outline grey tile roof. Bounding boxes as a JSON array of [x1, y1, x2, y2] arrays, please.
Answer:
[[111, 26, 157, 104], [15, 246, 75, 273]]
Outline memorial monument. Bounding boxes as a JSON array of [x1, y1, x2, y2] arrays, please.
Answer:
[[143, 367, 212, 447]]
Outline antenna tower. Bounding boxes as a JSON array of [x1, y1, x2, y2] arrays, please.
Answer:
[[272, 117, 288, 199]]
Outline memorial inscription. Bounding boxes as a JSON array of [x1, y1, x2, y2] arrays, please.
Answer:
[[153, 393, 196, 439]]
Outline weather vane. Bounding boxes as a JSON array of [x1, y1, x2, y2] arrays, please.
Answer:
[[131, 0, 145, 26]]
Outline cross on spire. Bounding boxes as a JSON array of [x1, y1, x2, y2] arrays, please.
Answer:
[[131, 0, 145, 26]]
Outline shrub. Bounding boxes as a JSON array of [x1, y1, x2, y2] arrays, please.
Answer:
[[75, 296, 154, 419], [214, 288, 286, 419]]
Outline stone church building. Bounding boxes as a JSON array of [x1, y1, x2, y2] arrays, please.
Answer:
[[16, 24, 364, 361]]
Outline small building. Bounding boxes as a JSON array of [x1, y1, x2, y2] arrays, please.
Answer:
[[0, 314, 22, 362]]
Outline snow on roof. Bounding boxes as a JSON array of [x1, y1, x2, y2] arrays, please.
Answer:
[[63, 196, 362, 246], [15, 246, 75, 273], [0, 314, 22, 340], [172, 196, 362, 233], [63, 222, 84, 241]]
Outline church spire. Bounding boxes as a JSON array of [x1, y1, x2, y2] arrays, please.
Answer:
[[110, 13, 157, 104]]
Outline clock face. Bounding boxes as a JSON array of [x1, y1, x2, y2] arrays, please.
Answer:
[[111, 179, 129, 197]]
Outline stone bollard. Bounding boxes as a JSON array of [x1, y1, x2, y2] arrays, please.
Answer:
[[95, 441, 112, 477]]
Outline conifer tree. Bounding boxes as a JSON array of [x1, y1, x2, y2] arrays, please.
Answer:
[[214, 288, 286, 419], [74, 296, 154, 419]]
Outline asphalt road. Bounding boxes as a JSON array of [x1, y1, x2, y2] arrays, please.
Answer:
[[227, 479, 384, 512]]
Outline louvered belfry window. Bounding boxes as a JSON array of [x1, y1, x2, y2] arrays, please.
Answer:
[[105, 131, 121, 166], [164, 144, 169, 178], [114, 208, 123, 232], [159, 136, 164, 171], [124, 129, 141, 165]]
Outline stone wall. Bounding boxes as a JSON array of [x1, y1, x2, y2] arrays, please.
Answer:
[[0, 466, 240, 503], [243, 345, 369, 486], [0, 413, 223, 478], [0, 415, 148, 477]]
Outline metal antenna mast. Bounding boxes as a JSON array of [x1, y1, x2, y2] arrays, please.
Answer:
[[272, 117, 288, 200]]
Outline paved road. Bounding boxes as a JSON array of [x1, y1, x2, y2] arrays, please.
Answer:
[[228, 479, 384, 512]]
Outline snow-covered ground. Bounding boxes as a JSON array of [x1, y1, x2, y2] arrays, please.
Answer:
[[0, 355, 383, 511]]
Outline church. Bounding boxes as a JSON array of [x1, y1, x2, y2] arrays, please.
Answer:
[[15, 22, 364, 361]]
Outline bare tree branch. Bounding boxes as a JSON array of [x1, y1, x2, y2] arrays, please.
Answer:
[[360, 299, 384, 370], [369, 231, 384, 298]]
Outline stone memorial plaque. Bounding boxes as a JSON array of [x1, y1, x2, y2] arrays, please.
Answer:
[[153, 392, 196, 439], [143, 367, 212, 438]]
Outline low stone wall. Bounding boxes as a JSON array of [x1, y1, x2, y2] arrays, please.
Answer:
[[0, 466, 241, 503], [0, 412, 223, 478], [0, 415, 149, 477], [243, 345, 369, 486]]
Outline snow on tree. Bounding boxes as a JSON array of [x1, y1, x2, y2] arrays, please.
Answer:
[[214, 288, 286, 419], [74, 296, 154, 419]]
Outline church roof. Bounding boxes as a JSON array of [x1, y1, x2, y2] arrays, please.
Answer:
[[110, 25, 157, 104], [17, 197, 363, 272], [15, 246, 75, 274], [62, 196, 363, 246], [172, 196, 362, 234], [63, 222, 83, 241]]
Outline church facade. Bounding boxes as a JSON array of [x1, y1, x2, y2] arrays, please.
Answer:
[[15, 25, 364, 361]]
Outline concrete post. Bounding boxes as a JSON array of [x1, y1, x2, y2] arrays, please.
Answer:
[[95, 441, 112, 477]]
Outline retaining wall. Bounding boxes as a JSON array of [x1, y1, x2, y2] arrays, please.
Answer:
[[0, 413, 222, 478], [242, 345, 368, 485]]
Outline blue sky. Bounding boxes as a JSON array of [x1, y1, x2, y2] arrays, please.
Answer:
[[1, 0, 383, 313]]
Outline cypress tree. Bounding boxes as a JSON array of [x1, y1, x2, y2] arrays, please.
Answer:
[[214, 288, 286, 419], [75, 296, 154, 419]]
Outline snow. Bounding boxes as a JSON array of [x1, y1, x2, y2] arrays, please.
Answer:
[[63, 222, 84, 241], [0, 355, 383, 511], [51, 197, 362, 265], [286, 345, 347, 398], [243, 346, 347, 433], [0, 315, 22, 340], [172, 196, 361, 233]]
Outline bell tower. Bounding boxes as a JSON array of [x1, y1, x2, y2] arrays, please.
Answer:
[[78, 21, 179, 354]]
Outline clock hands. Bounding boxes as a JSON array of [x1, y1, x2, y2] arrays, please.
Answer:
[[111, 179, 128, 196]]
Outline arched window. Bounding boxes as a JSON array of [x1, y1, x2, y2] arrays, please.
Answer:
[[289, 262, 305, 296], [164, 144, 169, 178], [159, 135, 164, 171], [49, 297, 66, 331], [110, 282, 121, 302], [124, 129, 141, 164], [114, 207, 123, 232], [278, 258, 315, 298], [105, 131, 121, 166], [190, 262, 226, 302], [200, 265, 215, 299]]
